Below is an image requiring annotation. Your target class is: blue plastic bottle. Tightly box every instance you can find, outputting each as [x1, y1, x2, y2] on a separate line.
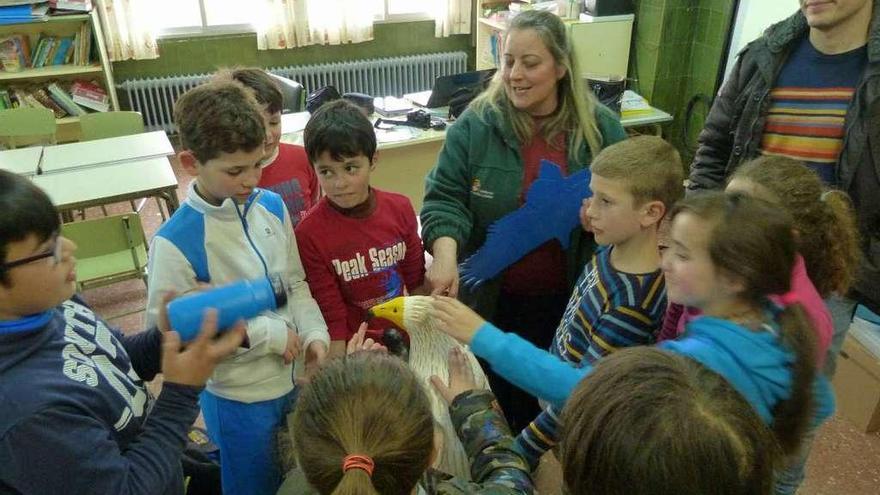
[167, 275, 287, 342]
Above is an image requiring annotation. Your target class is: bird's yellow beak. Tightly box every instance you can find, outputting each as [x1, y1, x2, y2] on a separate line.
[367, 296, 407, 330]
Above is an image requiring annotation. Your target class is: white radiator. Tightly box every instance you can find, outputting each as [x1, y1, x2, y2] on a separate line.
[117, 51, 468, 133]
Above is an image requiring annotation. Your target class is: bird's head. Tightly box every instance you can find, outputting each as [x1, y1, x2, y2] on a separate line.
[367, 296, 432, 332]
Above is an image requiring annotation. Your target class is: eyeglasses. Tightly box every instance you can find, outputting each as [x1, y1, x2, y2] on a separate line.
[0, 232, 62, 271]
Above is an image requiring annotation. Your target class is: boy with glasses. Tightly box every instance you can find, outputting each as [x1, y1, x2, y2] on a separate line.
[0, 169, 243, 495]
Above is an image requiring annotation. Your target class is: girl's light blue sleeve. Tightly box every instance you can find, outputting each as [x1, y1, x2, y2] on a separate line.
[470, 322, 592, 409]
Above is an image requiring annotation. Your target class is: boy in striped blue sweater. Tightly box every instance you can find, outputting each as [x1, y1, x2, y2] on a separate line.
[515, 136, 684, 467]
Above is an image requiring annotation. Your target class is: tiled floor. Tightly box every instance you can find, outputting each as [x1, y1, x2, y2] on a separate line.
[79, 158, 880, 495]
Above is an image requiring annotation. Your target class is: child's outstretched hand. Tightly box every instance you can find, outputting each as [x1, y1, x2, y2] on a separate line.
[161, 309, 245, 387]
[430, 296, 485, 345]
[346, 323, 387, 355]
[431, 347, 477, 404]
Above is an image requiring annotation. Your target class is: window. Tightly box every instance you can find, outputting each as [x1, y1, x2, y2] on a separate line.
[150, 0, 266, 35]
[385, 0, 433, 17]
[150, 0, 433, 35]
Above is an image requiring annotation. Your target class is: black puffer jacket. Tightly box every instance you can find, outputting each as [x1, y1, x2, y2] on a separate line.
[688, 2, 880, 314]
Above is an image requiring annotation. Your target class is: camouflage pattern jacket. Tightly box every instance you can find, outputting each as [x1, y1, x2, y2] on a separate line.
[420, 390, 534, 494]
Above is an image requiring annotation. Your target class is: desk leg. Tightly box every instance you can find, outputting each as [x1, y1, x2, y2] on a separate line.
[160, 188, 180, 216]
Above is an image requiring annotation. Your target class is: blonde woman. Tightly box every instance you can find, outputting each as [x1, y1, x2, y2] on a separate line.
[420, 10, 626, 430]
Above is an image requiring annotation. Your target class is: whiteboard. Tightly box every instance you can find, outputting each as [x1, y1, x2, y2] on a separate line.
[722, 0, 800, 82]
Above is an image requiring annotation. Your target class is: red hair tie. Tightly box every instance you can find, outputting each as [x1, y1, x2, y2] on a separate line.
[342, 454, 374, 477]
[779, 293, 799, 306]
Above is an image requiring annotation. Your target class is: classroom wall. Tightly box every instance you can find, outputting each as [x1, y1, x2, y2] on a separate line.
[627, 0, 738, 164]
[111, 20, 472, 81]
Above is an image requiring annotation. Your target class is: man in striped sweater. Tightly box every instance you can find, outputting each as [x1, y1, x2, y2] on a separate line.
[514, 136, 684, 467]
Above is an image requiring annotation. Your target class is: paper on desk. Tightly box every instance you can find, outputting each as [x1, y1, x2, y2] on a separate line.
[376, 127, 417, 144]
[621, 90, 652, 116]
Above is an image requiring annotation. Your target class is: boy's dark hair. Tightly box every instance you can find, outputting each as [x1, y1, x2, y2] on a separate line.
[174, 80, 266, 163]
[560, 346, 780, 495]
[0, 170, 59, 285]
[220, 67, 283, 115]
[303, 99, 377, 163]
[671, 192, 818, 456]
[590, 135, 684, 210]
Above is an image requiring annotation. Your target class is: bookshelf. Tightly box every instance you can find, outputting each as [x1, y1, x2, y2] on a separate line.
[0, 10, 119, 143]
[0, 63, 103, 81]
[475, 3, 634, 82]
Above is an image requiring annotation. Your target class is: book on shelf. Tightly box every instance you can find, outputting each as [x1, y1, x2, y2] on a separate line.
[0, 3, 49, 25]
[0, 36, 21, 71]
[49, 0, 92, 12]
[0, 88, 12, 109]
[46, 81, 86, 115]
[32, 86, 67, 116]
[0, 33, 80, 70]
[0, 33, 30, 71]
[74, 19, 90, 65]
[70, 78, 106, 111]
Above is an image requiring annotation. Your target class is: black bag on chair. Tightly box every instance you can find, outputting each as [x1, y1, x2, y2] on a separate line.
[305, 85, 341, 114]
[586, 77, 626, 114]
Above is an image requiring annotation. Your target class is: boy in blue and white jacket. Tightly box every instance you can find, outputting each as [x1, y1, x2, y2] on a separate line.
[145, 80, 329, 495]
[0, 170, 243, 495]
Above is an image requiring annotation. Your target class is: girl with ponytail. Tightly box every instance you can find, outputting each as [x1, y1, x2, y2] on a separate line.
[281, 351, 533, 494]
[430, 192, 836, 491]
[659, 156, 860, 372]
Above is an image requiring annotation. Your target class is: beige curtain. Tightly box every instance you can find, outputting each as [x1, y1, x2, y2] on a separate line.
[256, 0, 379, 50]
[94, 0, 159, 61]
[432, 0, 471, 37]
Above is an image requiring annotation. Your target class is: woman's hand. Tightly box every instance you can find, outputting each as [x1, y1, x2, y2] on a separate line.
[431, 347, 478, 404]
[430, 295, 485, 345]
[427, 237, 460, 297]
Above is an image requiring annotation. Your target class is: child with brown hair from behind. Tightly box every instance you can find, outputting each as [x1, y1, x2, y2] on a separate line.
[278, 348, 534, 494]
[560, 346, 780, 495]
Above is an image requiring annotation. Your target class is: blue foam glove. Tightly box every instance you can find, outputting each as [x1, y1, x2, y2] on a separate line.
[459, 160, 592, 289]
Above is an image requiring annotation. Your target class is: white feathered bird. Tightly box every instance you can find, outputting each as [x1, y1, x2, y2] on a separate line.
[368, 295, 491, 480]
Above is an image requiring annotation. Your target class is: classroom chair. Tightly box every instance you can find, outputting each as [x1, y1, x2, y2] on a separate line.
[78, 111, 168, 220]
[269, 74, 305, 113]
[0, 107, 57, 149]
[79, 111, 145, 140]
[61, 213, 149, 297]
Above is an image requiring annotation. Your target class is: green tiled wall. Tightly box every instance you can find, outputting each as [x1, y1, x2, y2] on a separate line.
[628, 0, 734, 163]
[111, 20, 472, 80]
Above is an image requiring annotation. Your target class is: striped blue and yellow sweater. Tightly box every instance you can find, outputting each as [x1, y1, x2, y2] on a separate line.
[514, 246, 666, 467]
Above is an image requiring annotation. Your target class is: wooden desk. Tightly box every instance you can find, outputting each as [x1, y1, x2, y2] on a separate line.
[32, 157, 180, 215]
[283, 115, 445, 212]
[281, 105, 672, 210]
[39, 131, 175, 174]
[0, 147, 42, 176]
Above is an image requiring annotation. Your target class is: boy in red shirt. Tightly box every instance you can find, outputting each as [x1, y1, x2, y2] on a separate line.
[226, 68, 319, 226]
[296, 100, 425, 357]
